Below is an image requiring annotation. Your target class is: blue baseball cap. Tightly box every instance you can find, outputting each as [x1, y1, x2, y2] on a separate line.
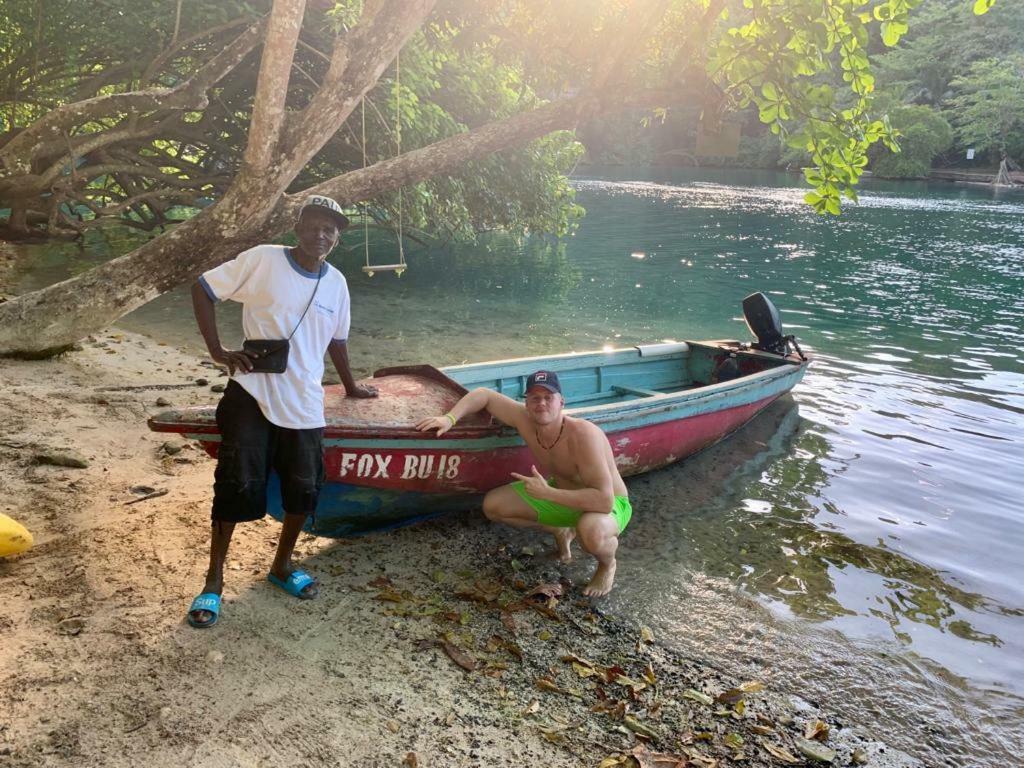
[525, 370, 561, 395]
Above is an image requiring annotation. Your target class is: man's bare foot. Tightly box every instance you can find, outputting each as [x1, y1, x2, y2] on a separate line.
[550, 528, 576, 563]
[583, 560, 616, 597]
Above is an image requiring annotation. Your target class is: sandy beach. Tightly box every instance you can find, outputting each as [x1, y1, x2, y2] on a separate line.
[0, 331, 915, 767]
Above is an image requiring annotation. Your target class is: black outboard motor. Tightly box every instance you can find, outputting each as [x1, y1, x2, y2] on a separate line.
[742, 292, 806, 359]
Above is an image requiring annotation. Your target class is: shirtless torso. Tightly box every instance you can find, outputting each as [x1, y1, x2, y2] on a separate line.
[416, 377, 630, 596]
[517, 416, 628, 498]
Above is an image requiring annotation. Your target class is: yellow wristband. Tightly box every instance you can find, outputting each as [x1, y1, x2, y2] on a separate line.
[444, 413, 457, 427]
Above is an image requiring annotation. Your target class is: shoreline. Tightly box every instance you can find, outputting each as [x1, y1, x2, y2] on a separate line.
[0, 331, 917, 766]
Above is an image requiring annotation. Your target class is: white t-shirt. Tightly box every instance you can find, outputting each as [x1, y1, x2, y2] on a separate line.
[200, 244, 351, 429]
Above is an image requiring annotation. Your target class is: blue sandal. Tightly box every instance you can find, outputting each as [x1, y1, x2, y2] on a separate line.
[187, 592, 221, 628]
[267, 570, 318, 599]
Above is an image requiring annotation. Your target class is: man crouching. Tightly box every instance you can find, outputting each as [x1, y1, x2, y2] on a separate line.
[416, 371, 631, 596]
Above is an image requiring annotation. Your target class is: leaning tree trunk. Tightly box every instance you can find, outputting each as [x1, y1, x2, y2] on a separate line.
[0, 206, 237, 357]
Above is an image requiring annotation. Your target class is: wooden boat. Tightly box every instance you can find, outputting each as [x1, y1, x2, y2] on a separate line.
[149, 296, 809, 537]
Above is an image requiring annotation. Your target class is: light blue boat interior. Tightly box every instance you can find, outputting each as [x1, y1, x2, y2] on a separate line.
[443, 341, 794, 408]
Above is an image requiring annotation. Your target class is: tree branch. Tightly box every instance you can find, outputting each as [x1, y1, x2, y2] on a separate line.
[141, 16, 254, 85]
[241, 0, 307, 173]
[0, 19, 265, 177]
[276, 0, 436, 178]
[268, 86, 685, 231]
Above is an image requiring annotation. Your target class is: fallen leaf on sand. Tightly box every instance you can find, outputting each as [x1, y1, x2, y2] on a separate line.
[632, 743, 688, 767]
[374, 589, 404, 603]
[623, 715, 660, 739]
[572, 662, 599, 678]
[526, 582, 564, 600]
[763, 743, 800, 764]
[739, 680, 765, 694]
[386, 720, 400, 734]
[402, 752, 418, 768]
[368, 575, 393, 589]
[535, 677, 582, 698]
[560, 652, 599, 668]
[716, 687, 746, 705]
[630, 745, 688, 768]
[521, 699, 540, 716]
[441, 641, 477, 672]
[683, 689, 714, 706]
[795, 737, 837, 763]
[602, 664, 626, 683]
[804, 719, 830, 742]
[640, 625, 655, 643]
[500, 612, 521, 635]
[682, 746, 719, 767]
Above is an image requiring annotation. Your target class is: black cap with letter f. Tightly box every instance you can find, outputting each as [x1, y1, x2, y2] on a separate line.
[525, 370, 561, 395]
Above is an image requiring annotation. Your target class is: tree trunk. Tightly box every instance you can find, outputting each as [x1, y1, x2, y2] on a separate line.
[0, 208, 218, 356]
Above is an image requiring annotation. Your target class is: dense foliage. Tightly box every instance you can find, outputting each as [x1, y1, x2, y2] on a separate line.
[0, 0, 1006, 242]
[869, 103, 954, 178]
[584, 0, 1015, 181]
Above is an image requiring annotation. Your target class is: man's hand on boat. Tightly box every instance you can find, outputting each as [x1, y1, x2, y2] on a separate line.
[416, 414, 455, 436]
[212, 347, 255, 375]
[346, 382, 378, 398]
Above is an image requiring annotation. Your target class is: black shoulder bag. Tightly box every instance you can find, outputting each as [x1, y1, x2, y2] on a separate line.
[242, 266, 322, 374]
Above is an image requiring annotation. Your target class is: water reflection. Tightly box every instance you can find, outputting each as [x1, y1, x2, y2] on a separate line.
[342, 234, 581, 302]
[620, 397, 1017, 648]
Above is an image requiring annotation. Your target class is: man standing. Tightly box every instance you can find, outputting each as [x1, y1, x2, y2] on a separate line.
[187, 195, 377, 628]
[416, 371, 631, 596]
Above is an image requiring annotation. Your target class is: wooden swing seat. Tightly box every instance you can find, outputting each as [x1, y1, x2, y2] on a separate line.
[362, 264, 406, 276]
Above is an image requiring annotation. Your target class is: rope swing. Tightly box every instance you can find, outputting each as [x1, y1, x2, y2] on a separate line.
[362, 50, 406, 277]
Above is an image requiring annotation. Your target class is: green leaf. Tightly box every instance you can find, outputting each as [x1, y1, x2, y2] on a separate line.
[881, 20, 908, 46]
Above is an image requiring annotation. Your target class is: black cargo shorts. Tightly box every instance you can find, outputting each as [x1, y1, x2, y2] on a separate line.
[211, 381, 325, 523]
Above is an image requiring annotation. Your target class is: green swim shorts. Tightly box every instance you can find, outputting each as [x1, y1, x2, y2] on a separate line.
[510, 481, 632, 534]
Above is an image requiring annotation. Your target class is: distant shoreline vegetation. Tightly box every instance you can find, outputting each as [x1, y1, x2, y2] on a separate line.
[576, 0, 1023, 184]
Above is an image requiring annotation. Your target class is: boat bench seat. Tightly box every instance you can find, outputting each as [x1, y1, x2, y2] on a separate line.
[611, 384, 662, 398]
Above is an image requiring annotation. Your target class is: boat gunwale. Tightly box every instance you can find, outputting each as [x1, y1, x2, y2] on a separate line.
[147, 343, 809, 439]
